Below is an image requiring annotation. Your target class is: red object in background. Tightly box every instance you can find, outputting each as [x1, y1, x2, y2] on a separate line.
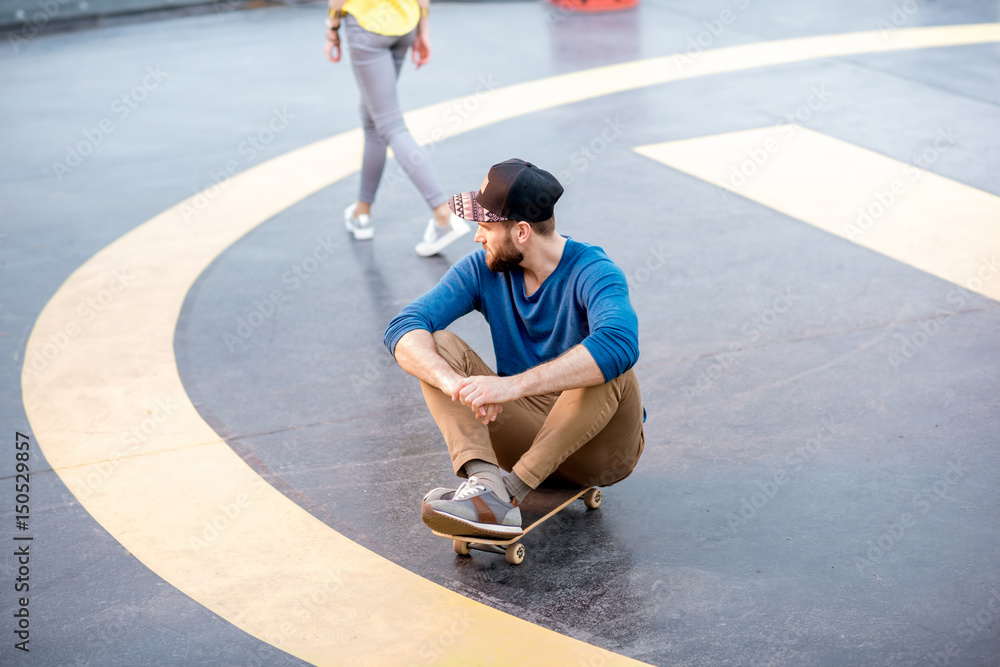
[547, 0, 639, 12]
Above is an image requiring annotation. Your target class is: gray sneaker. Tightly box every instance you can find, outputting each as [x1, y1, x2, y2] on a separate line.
[344, 203, 374, 240]
[414, 214, 470, 257]
[421, 476, 523, 538]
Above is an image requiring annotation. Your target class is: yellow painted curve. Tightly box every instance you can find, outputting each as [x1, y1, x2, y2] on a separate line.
[21, 24, 1000, 666]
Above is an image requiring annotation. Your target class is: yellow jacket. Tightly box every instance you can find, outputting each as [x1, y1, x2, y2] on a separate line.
[343, 0, 421, 36]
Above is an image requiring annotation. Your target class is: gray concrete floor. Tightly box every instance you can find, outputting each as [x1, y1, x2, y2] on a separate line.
[2, 1, 1000, 665]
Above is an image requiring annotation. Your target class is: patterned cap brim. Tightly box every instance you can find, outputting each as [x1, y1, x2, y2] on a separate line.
[448, 191, 507, 223]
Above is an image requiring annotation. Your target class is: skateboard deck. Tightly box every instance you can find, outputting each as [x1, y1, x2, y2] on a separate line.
[431, 485, 602, 564]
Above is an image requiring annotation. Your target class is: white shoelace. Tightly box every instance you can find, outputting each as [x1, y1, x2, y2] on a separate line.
[453, 475, 486, 501]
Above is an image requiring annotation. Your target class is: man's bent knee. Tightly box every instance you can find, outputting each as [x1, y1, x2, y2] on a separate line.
[431, 330, 493, 377]
[431, 329, 463, 347]
[431, 330, 469, 364]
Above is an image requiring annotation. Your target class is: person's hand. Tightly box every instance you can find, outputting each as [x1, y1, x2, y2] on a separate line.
[440, 376, 503, 424]
[411, 24, 431, 68]
[324, 28, 341, 63]
[475, 402, 503, 426]
[454, 376, 521, 413]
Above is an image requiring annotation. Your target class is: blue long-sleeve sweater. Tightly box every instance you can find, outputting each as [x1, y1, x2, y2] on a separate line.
[383, 239, 639, 382]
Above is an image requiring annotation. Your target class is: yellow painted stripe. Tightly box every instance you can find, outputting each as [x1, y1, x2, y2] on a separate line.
[635, 125, 1000, 301]
[21, 24, 1000, 665]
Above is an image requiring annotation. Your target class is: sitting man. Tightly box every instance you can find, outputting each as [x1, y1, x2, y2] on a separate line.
[383, 158, 645, 538]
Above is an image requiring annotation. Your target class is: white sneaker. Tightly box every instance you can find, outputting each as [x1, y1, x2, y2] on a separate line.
[414, 214, 470, 257]
[344, 203, 374, 241]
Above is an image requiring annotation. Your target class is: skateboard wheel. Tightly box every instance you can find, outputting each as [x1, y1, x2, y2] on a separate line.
[505, 542, 525, 565]
[453, 540, 471, 556]
[583, 488, 602, 509]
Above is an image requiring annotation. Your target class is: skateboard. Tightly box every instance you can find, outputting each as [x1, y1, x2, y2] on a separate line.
[430, 485, 602, 564]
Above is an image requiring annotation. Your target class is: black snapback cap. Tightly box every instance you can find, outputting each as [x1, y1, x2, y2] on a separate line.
[448, 159, 564, 224]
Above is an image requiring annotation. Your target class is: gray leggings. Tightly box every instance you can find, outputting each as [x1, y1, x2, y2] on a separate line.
[344, 15, 446, 209]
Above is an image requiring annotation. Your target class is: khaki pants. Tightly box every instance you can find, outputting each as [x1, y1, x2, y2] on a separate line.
[420, 331, 645, 489]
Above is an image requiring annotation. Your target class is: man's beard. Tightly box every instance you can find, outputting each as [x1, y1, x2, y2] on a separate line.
[485, 234, 524, 273]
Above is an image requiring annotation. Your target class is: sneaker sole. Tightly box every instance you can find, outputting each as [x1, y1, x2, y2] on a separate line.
[345, 221, 374, 240]
[421, 502, 523, 539]
[414, 226, 469, 257]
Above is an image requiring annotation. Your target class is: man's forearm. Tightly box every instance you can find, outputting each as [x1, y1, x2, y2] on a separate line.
[393, 329, 461, 393]
[450, 343, 605, 411]
[514, 345, 605, 397]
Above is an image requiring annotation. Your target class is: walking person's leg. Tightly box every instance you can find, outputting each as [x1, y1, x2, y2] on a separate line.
[343, 18, 468, 253]
[342, 104, 383, 239]
[356, 104, 386, 211]
[352, 28, 406, 218]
